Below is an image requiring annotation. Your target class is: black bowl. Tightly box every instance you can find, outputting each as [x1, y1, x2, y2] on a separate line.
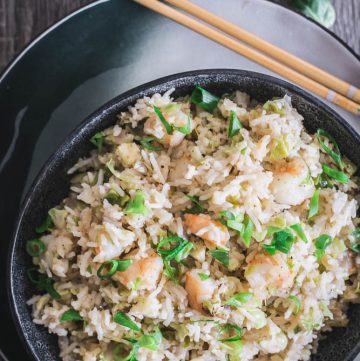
[8, 69, 360, 361]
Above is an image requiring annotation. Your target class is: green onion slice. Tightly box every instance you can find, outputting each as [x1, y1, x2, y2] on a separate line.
[157, 236, 193, 262]
[106, 159, 123, 179]
[138, 327, 162, 351]
[209, 249, 229, 267]
[153, 106, 173, 135]
[97, 259, 133, 279]
[124, 190, 148, 216]
[241, 215, 253, 248]
[174, 113, 192, 135]
[112, 342, 139, 361]
[97, 260, 119, 279]
[322, 164, 349, 184]
[26, 239, 46, 257]
[290, 223, 308, 243]
[262, 244, 276, 255]
[139, 136, 162, 151]
[316, 129, 345, 170]
[288, 295, 301, 315]
[218, 211, 244, 234]
[117, 259, 133, 272]
[60, 309, 83, 323]
[27, 268, 60, 299]
[191, 85, 219, 111]
[218, 324, 243, 342]
[228, 111, 243, 138]
[350, 242, 360, 254]
[198, 272, 210, 281]
[352, 228, 360, 239]
[35, 215, 53, 234]
[90, 131, 105, 152]
[218, 211, 236, 226]
[163, 260, 178, 283]
[104, 190, 129, 207]
[113, 311, 141, 331]
[186, 195, 206, 214]
[309, 189, 320, 219]
[224, 292, 253, 307]
[314, 234, 332, 260]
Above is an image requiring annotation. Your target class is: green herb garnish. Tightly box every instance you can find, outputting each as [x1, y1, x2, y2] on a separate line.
[186, 195, 205, 214]
[97, 259, 133, 279]
[153, 106, 173, 135]
[26, 239, 45, 257]
[309, 189, 320, 219]
[228, 111, 243, 138]
[60, 309, 83, 323]
[27, 268, 60, 299]
[224, 292, 253, 307]
[242, 215, 253, 248]
[191, 85, 219, 111]
[124, 190, 148, 216]
[209, 249, 229, 267]
[139, 137, 162, 151]
[90, 131, 105, 152]
[113, 311, 141, 331]
[35, 215, 53, 234]
[198, 272, 210, 281]
[157, 236, 193, 262]
[289, 295, 301, 315]
[314, 234, 332, 260]
[316, 128, 344, 170]
[104, 189, 129, 207]
[322, 164, 349, 184]
[262, 227, 295, 255]
[112, 341, 139, 361]
[290, 223, 308, 243]
[174, 113, 192, 135]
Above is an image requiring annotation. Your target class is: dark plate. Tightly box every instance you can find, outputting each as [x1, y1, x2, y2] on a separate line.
[8, 69, 360, 361]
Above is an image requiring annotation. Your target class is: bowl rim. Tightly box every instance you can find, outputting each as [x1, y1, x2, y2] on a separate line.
[7, 68, 360, 361]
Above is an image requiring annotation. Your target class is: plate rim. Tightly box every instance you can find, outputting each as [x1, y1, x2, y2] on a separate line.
[7, 68, 360, 361]
[0, 0, 359, 85]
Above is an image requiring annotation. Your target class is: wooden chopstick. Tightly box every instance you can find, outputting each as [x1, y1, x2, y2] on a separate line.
[165, 0, 360, 105]
[134, 0, 360, 116]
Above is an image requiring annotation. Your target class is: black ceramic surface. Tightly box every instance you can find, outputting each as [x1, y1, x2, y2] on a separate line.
[8, 69, 360, 361]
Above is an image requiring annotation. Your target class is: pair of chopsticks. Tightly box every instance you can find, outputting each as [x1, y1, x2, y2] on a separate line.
[134, 0, 360, 116]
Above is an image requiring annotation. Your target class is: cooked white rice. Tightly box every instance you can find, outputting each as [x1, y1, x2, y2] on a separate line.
[26, 87, 360, 361]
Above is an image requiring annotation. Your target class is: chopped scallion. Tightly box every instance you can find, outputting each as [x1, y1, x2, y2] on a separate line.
[97, 260, 119, 279]
[218, 324, 243, 342]
[209, 249, 229, 267]
[198, 272, 210, 281]
[27, 268, 60, 299]
[26, 239, 45, 257]
[60, 309, 83, 323]
[35, 215, 53, 234]
[309, 189, 320, 219]
[112, 341, 139, 361]
[139, 137, 162, 151]
[138, 328, 162, 351]
[113, 311, 141, 331]
[228, 111, 243, 138]
[350, 242, 360, 254]
[314, 234, 332, 260]
[90, 131, 105, 152]
[241, 215, 253, 248]
[174, 113, 192, 135]
[290, 223, 308, 243]
[316, 129, 345, 170]
[124, 190, 148, 216]
[191, 85, 219, 111]
[104, 189, 129, 207]
[153, 106, 173, 135]
[186, 195, 205, 214]
[322, 164, 349, 184]
[289, 295, 301, 315]
[224, 292, 253, 307]
[157, 236, 193, 262]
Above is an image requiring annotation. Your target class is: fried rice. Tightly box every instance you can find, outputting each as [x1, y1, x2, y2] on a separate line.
[26, 86, 360, 361]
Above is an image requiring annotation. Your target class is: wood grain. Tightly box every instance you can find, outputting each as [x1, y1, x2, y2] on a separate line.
[0, 0, 359, 71]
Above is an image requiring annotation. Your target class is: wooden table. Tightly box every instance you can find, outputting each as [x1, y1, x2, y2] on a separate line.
[0, 0, 359, 70]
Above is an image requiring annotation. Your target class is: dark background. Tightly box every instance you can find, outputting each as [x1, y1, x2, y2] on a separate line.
[0, 0, 359, 70]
